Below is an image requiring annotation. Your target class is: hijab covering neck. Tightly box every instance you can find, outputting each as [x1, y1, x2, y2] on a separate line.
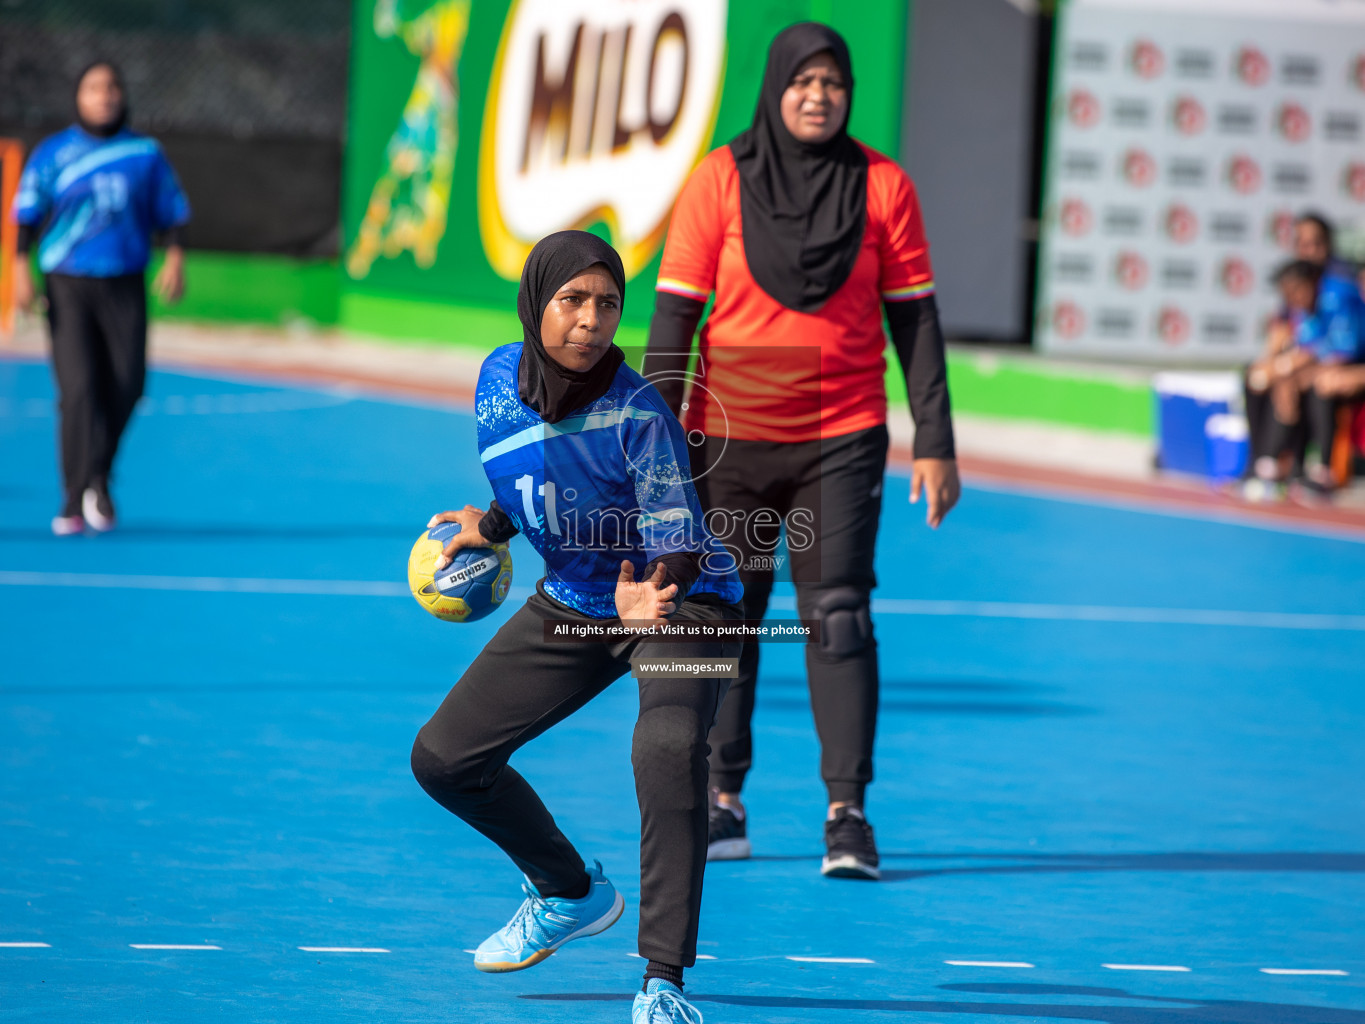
[75, 60, 129, 139]
[729, 23, 868, 313]
[517, 230, 627, 424]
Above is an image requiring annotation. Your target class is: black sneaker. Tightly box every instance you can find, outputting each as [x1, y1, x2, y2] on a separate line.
[821, 806, 880, 880]
[707, 801, 751, 861]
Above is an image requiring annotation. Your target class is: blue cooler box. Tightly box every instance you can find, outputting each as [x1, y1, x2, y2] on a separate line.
[1205, 412, 1250, 480]
[1154, 372, 1242, 477]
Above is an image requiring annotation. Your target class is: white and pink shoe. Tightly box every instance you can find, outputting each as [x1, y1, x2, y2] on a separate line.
[51, 514, 85, 536]
[82, 487, 116, 532]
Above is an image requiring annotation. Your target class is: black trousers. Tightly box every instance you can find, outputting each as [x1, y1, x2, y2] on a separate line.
[1306, 390, 1338, 467]
[45, 273, 148, 515]
[691, 424, 888, 806]
[1246, 373, 1336, 470]
[410, 583, 741, 967]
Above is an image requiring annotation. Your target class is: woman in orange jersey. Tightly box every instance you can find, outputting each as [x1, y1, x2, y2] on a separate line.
[643, 22, 959, 881]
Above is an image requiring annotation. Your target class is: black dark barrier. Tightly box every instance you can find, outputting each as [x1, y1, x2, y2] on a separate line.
[157, 134, 342, 256]
[0, 0, 348, 256]
[0, 127, 341, 256]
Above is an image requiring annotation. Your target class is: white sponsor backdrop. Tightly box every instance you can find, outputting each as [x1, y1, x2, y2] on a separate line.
[481, 0, 726, 280]
[1036, 0, 1365, 362]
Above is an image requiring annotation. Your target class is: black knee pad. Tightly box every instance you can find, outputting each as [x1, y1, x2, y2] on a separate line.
[632, 706, 706, 810]
[812, 587, 873, 658]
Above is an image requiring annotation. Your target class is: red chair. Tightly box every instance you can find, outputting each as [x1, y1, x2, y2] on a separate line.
[1330, 401, 1365, 487]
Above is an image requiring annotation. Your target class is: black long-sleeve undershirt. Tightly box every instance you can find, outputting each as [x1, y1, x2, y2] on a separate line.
[642, 291, 956, 459]
[885, 294, 956, 460]
[642, 291, 705, 415]
[478, 500, 521, 544]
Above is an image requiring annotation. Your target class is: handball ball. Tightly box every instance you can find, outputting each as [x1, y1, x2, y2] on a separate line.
[407, 521, 513, 623]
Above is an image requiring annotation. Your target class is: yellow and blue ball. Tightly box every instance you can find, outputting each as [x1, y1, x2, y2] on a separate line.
[407, 521, 513, 623]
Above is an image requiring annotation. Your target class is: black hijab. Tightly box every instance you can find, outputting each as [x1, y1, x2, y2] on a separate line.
[516, 230, 627, 423]
[730, 23, 868, 313]
[75, 60, 129, 138]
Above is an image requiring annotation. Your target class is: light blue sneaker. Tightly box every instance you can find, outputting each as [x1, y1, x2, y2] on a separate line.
[473, 860, 623, 972]
[633, 979, 704, 1023]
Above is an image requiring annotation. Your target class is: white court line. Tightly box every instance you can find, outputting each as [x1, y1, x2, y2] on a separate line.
[0, 570, 407, 598]
[946, 960, 1035, 968]
[2, 570, 1360, 633]
[1260, 968, 1349, 976]
[0, 942, 51, 948]
[628, 953, 719, 961]
[299, 946, 389, 953]
[1103, 963, 1191, 972]
[130, 944, 221, 951]
[770, 595, 1365, 632]
[787, 956, 875, 964]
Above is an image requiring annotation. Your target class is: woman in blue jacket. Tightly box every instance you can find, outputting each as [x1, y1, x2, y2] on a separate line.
[10, 61, 190, 534]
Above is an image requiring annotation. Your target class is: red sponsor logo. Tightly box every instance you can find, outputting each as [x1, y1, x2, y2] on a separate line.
[1067, 88, 1102, 129]
[1221, 257, 1255, 297]
[1115, 251, 1149, 291]
[1278, 102, 1312, 143]
[1352, 54, 1365, 92]
[1236, 46, 1271, 86]
[1060, 198, 1094, 236]
[1157, 307, 1191, 346]
[1346, 162, 1365, 202]
[1123, 148, 1158, 188]
[1131, 39, 1165, 79]
[1053, 301, 1086, 340]
[1227, 154, 1262, 195]
[1172, 95, 1207, 136]
[1268, 210, 1295, 248]
[1165, 203, 1199, 243]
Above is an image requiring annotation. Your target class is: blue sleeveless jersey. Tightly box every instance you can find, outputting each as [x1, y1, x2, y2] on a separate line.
[1295, 273, 1365, 364]
[11, 126, 190, 277]
[476, 343, 743, 618]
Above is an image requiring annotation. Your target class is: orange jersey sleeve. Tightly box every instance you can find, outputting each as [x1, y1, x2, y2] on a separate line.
[872, 158, 935, 303]
[656, 149, 728, 303]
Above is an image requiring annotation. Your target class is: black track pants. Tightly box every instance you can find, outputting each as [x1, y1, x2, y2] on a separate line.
[691, 424, 888, 806]
[410, 584, 741, 967]
[45, 273, 148, 514]
[1305, 389, 1338, 468]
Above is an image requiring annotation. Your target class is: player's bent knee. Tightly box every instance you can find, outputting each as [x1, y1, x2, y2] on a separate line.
[410, 727, 482, 795]
[811, 586, 874, 658]
[632, 705, 707, 810]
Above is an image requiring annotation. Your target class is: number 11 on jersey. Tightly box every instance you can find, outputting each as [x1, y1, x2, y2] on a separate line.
[514, 473, 561, 536]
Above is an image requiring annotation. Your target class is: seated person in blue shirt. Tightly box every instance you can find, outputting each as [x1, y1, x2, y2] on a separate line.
[1246, 259, 1365, 492]
[1291, 211, 1358, 285]
[409, 231, 743, 1024]
[9, 60, 191, 535]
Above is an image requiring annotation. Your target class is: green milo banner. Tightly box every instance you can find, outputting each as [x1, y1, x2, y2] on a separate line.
[340, 0, 910, 339]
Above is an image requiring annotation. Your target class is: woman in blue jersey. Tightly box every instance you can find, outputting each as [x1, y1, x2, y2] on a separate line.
[10, 61, 190, 535]
[410, 231, 742, 1024]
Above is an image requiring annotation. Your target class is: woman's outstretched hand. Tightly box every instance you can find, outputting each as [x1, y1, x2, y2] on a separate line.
[615, 560, 678, 628]
[428, 506, 491, 571]
[910, 457, 961, 529]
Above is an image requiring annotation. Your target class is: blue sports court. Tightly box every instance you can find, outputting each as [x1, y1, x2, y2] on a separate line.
[2, 355, 1363, 1022]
